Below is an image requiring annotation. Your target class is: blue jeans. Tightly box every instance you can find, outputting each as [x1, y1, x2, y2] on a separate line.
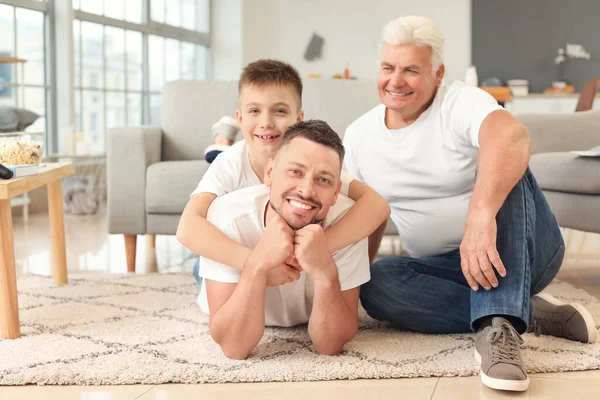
[360, 168, 565, 334]
[193, 258, 202, 283]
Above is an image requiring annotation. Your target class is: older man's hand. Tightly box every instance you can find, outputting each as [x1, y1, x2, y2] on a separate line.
[459, 210, 507, 291]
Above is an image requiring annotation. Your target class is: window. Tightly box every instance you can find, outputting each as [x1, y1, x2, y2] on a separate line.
[72, 0, 210, 153]
[0, 2, 49, 136]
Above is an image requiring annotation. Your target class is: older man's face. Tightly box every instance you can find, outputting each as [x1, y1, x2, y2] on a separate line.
[264, 137, 342, 230]
[378, 43, 444, 116]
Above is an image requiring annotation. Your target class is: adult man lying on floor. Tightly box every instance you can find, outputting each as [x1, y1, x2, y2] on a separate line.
[196, 120, 370, 360]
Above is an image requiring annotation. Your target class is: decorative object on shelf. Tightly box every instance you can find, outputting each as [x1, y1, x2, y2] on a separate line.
[554, 43, 592, 87]
[303, 32, 324, 61]
[507, 79, 529, 96]
[480, 77, 503, 87]
[464, 65, 478, 86]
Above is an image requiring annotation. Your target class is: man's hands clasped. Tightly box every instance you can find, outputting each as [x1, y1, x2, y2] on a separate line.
[247, 215, 336, 287]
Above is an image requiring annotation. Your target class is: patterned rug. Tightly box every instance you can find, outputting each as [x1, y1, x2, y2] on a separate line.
[1, 273, 599, 385]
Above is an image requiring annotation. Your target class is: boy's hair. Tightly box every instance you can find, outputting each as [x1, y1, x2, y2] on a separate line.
[239, 59, 303, 108]
[278, 120, 345, 171]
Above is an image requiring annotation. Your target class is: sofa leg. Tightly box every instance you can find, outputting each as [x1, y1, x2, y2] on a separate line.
[125, 235, 137, 272]
[147, 234, 156, 249]
[147, 234, 157, 273]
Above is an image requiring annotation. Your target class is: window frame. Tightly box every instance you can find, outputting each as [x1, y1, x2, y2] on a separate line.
[72, 0, 211, 153]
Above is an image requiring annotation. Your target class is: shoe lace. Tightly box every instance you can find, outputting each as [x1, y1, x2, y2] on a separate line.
[487, 322, 524, 365]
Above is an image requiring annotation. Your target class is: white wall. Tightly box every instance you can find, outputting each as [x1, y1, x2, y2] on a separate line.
[213, 0, 471, 82]
[211, 0, 244, 79]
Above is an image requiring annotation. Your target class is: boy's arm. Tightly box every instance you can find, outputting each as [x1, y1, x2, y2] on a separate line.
[176, 192, 252, 270]
[324, 179, 391, 253]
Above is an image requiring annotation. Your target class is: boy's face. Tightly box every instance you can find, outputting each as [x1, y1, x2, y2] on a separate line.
[236, 84, 304, 159]
[264, 137, 342, 230]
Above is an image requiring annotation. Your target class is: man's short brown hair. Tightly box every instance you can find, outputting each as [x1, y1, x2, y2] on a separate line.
[278, 120, 345, 173]
[239, 59, 303, 108]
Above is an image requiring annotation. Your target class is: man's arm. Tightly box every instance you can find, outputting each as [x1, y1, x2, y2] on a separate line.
[460, 109, 531, 290]
[205, 214, 296, 359]
[308, 279, 360, 355]
[294, 225, 363, 355]
[206, 265, 268, 360]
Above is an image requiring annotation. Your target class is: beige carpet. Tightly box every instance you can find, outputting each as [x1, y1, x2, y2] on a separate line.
[1, 273, 599, 385]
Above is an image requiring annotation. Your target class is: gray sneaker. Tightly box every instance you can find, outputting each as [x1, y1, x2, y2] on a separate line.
[474, 317, 529, 392]
[528, 292, 597, 343]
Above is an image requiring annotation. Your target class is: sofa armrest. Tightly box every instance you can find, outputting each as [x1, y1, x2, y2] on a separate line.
[107, 126, 162, 235]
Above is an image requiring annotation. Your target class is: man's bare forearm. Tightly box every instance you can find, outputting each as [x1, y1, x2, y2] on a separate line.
[470, 117, 530, 217]
[209, 265, 268, 360]
[308, 278, 358, 355]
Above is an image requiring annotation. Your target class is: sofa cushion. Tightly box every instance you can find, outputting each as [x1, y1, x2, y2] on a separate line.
[530, 152, 600, 194]
[146, 160, 210, 214]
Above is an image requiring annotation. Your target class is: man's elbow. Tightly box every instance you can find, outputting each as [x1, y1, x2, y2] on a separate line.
[221, 346, 251, 360]
[313, 329, 357, 356]
[314, 342, 344, 356]
[175, 223, 191, 248]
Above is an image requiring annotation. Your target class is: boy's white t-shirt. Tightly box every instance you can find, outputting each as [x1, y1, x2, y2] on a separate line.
[197, 185, 370, 327]
[192, 140, 353, 197]
[343, 81, 504, 258]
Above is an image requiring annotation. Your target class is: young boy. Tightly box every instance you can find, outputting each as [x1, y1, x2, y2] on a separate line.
[177, 59, 390, 286]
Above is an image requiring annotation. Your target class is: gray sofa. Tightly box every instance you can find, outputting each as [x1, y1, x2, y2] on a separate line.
[107, 80, 600, 269]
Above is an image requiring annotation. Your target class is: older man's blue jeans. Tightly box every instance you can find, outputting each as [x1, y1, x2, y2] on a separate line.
[360, 168, 565, 334]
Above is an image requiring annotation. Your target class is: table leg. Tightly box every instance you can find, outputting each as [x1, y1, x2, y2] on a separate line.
[48, 181, 68, 285]
[0, 199, 20, 339]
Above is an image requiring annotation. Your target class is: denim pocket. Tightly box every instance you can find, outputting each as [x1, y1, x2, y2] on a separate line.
[532, 244, 565, 294]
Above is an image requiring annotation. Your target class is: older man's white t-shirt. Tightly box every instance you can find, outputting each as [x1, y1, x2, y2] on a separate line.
[343, 81, 503, 258]
[197, 185, 370, 327]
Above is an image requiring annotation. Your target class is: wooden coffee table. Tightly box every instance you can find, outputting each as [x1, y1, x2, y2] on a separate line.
[0, 162, 74, 339]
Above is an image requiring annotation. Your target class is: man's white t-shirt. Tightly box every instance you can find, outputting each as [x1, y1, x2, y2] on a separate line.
[197, 185, 370, 327]
[192, 140, 353, 197]
[343, 81, 503, 258]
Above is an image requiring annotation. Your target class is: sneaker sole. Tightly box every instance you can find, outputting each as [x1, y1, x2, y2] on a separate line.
[534, 292, 598, 343]
[474, 350, 529, 392]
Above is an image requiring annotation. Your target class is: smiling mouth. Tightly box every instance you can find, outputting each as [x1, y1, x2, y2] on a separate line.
[387, 90, 414, 97]
[254, 134, 281, 141]
[287, 198, 317, 211]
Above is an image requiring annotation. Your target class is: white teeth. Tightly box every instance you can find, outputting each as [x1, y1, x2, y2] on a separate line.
[289, 200, 312, 210]
[388, 91, 412, 96]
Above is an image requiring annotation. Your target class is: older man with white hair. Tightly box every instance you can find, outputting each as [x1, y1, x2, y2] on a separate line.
[343, 16, 597, 392]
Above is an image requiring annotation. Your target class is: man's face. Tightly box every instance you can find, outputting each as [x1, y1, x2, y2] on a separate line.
[236, 84, 304, 159]
[377, 43, 444, 115]
[264, 137, 342, 230]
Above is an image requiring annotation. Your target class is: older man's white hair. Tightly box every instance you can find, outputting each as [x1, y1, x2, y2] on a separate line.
[381, 16, 445, 75]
